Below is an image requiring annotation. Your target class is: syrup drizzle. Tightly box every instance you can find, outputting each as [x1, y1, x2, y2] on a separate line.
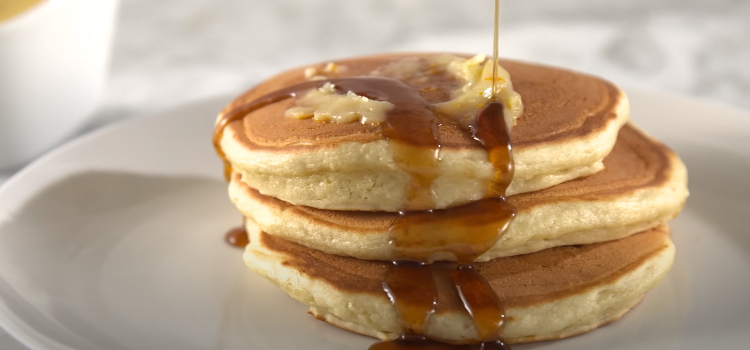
[375, 0, 514, 347]
[373, 100, 514, 349]
[370, 336, 508, 350]
[451, 265, 507, 343]
[213, 77, 439, 207]
[215, 89, 514, 348]
[382, 262, 437, 336]
[389, 198, 514, 263]
[225, 226, 249, 248]
[215, 1, 515, 344]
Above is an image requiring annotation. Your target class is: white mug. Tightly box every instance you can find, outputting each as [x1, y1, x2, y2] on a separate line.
[0, 0, 119, 170]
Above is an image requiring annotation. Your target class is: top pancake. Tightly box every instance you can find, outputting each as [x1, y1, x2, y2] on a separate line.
[223, 53, 621, 149]
[218, 53, 629, 211]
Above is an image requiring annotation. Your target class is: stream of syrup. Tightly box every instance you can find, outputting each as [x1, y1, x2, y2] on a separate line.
[217, 95, 514, 346]
[371, 99, 514, 350]
[372, 0, 513, 348]
[216, 1, 515, 347]
[216, 85, 514, 347]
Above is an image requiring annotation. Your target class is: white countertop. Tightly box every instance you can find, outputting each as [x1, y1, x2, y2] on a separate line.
[1, 0, 749, 348]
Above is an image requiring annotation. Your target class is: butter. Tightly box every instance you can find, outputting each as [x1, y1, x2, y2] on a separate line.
[304, 62, 345, 81]
[285, 83, 394, 124]
[288, 55, 522, 127]
[434, 54, 523, 129]
[0, 0, 44, 23]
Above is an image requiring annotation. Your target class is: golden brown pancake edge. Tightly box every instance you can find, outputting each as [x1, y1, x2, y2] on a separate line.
[258, 224, 672, 310]
[221, 52, 625, 153]
[233, 124, 675, 233]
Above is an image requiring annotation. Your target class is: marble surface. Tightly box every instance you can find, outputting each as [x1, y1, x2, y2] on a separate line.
[83, 0, 750, 133]
[1, 0, 749, 348]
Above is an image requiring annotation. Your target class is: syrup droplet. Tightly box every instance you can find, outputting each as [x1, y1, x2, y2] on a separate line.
[225, 227, 249, 248]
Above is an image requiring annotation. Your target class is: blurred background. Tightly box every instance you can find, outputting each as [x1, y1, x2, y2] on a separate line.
[2, 0, 750, 169]
[0, 0, 749, 347]
[101, 0, 750, 114]
[84, 0, 750, 130]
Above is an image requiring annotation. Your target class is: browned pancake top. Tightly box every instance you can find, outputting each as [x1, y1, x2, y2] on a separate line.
[261, 225, 670, 309]
[236, 124, 673, 231]
[222, 53, 622, 151]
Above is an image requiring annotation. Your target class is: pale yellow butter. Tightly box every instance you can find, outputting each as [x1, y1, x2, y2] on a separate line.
[434, 54, 523, 129]
[284, 83, 394, 124]
[304, 62, 345, 81]
[287, 55, 522, 127]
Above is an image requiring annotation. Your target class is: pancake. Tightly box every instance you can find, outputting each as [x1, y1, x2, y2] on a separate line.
[230, 124, 688, 261]
[244, 221, 675, 344]
[218, 53, 629, 211]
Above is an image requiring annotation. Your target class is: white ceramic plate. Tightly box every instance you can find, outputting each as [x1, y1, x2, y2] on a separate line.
[0, 89, 748, 350]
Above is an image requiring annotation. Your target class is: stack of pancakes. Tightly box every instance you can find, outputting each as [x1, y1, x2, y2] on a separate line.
[214, 53, 688, 345]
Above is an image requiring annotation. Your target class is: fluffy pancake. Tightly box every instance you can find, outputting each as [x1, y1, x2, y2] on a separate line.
[230, 124, 688, 261]
[218, 53, 629, 211]
[244, 221, 675, 344]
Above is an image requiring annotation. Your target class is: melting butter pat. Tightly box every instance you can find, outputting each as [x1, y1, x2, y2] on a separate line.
[433, 54, 523, 128]
[304, 62, 344, 81]
[285, 83, 394, 124]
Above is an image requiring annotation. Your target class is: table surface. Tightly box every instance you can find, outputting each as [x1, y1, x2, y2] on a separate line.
[1, 0, 749, 348]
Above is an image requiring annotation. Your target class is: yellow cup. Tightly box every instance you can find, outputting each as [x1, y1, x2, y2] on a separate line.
[0, 0, 119, 170]
[0, 0, 47, 23]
